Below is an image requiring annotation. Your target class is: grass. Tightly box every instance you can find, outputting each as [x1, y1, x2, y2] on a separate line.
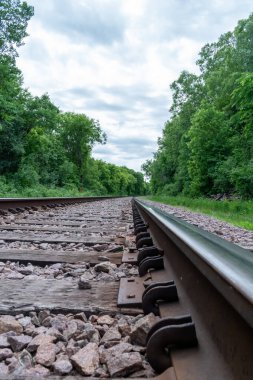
[0, 184, 95, 198]
[143, 195, 253, 231]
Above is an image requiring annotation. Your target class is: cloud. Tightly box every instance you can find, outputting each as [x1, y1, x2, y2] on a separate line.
[17, 0, 253, 171]
[31, 0, 126, 45]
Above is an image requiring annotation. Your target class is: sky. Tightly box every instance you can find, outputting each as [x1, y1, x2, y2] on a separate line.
[16, 0, 253, 172]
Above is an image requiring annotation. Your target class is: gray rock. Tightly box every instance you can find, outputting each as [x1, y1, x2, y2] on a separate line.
[64, 320, 78, 340]
[7, 356, 19, 372]
[53, 357, 73, 375]
[93, 244, 109, 252]
[73, 312, 87, 322]
[107, 245, 124, 253]
[41, 316, 52, 327]
[0, 348, 13, 360]
[33, 326, 48, 336]
[51, 316, 67, 332]
[30, 312, 40, 327]
[0, 315, 23, 335]
[40, 243, 49, 250]
[78, 277, 92, 289]
[0, 362, 9, 376]
[18, 349, 33, 368]
[17, 316, 32, 328]
[25, 364, 50, 377]
[98, 255, 110, 261]
[17, 265, 34, 275]
[83, 323, 100, 344]
[66, 339, 79, 357]
[71, 342, 99, 376]
[130, 313, 158, 346]
[46, 327, 65, 341]
[38, 310, 50, 324]
[8, 334, 32, 352]
[6, 272, 25, 279]
[97, 273, 116, 282]
[35, 342, 56, 367]
[118, 318, 131, 337]
[94, 261, 117, 273]
[106, 351, 143, 377]
[27, 333, 56, 352]
[100, 327, 121, 344]
[100, 342, 133, 364]
[97, 315, 114, 326]
[0, 334, 10, 348]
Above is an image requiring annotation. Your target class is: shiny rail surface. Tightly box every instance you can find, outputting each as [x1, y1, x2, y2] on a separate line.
[132, 198, 253, 380]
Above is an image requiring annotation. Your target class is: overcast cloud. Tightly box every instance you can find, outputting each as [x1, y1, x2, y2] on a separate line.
[17, 0, 253, 171]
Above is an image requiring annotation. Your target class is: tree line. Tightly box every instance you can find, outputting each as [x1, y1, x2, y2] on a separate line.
[0, 0, 146, 196]
[142, 13, 253, 199]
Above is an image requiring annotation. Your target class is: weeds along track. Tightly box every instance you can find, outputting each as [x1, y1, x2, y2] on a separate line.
[0, 196, 252, 379]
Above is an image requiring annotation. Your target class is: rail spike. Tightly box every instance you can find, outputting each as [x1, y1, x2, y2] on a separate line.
[142, 280, 178, 315]
[134, 224, 148, 234]
[136, 231, 150, 243]
[146, 315, 198, 374]
[136, 236, 153, 249]
[137, 246, 164, 265]
[138, 255, 164, 277]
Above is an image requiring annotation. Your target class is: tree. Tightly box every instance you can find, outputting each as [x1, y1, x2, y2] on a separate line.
[0, 0, 34, 57]
[59, 113, 106, 187]
[188, 105, 231, 195]
[0, 55, 27, 173]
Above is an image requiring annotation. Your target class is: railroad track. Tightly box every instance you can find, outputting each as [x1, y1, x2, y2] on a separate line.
[0, 196, 252, 379]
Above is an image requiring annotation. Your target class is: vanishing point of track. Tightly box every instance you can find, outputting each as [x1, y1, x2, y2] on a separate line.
[0, 196, 252, 380]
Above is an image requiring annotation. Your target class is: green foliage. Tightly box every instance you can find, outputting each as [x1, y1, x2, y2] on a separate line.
[0, 0, 146, 197]
[0, 0, 34, 57]
[145, 12, 253, 199]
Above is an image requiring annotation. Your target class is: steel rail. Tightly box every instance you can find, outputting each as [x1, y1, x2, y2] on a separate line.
[134, 198, 253, 380]
[135, 198, 253, 328]
[0, 196, 121, 211]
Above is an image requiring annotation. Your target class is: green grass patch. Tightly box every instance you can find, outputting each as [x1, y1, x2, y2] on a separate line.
[0, 183, 95, 198]
[143, 195, 253, 231]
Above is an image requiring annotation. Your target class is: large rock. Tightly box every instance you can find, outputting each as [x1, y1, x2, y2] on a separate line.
[94, 262, 117, 273]
[18, 349, 33, 369]
[63, 320, 78, 340]
[0, 363, 9, 376]
[81, 323, 100, 344]
[27, 333, 56, 352]
[53, 357, 73, 375]
[51, 316, 67, 332]
[0, 316, 23, 335]
[17, 317, 32, 328]
[100, 342, 133, 364]
[130, 313, 157, 346]
[6, 272, 25, 279]
[17, 265, 34, 275]
[97, 315, 114, 326]
[0, 348, 13, 360]
[0, 334, 11, 348]
[100, 327, 121, 344]
[8, 334, 32, 352]
[71, 342, 99, 376]
[106, 351, 143, 377]
[25, 364, 50, 377]
[118, 318, 131, 337]
[35, 342, 56, 367]
[78, 277, 92, 289]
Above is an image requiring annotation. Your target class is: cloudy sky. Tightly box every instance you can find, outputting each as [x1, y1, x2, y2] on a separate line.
[16, 0, 253, 171]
